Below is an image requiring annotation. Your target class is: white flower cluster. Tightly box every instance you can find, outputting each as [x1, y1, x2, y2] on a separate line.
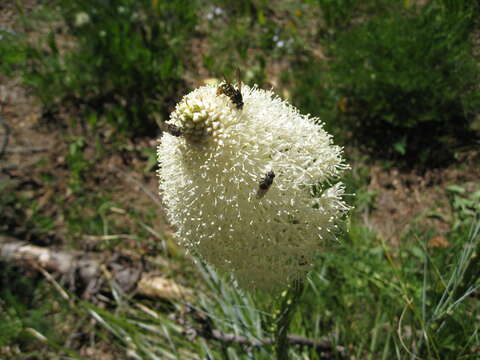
[74, 12, 90, 27]
[158, 84, 350, 291]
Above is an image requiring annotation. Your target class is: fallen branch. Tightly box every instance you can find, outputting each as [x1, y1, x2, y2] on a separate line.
[0, 235, 191, 302]
[3, 146, 50, 154]
[209, 330, 345, 357]
[183, 313, 346, 359]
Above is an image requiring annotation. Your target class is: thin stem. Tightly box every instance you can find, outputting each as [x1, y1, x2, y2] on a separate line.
[274, 280, 305, 360]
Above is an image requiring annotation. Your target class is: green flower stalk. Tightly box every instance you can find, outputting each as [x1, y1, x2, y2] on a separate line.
[157, 83, 349, 291]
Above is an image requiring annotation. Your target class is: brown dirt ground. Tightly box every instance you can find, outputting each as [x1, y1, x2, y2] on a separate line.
[363, 160, 480, 246]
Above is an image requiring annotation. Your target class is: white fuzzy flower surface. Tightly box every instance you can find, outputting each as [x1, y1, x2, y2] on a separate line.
[158, 84, 349, 291]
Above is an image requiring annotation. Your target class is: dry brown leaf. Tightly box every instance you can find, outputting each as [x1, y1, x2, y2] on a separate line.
[428, 236, 450, 249]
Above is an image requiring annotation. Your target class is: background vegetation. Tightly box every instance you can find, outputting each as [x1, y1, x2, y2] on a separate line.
[0, 0, 479, 359]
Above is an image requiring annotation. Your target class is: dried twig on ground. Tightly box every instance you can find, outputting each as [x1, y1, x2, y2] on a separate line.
[210, 329, 345, 358]
[0, 235, 191, 301]
[187, 316, 346, 359]
[3, 146, 50, 154]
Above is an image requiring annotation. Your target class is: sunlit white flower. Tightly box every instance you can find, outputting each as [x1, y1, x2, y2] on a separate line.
[158, 84, 350, 291]
[74, 12, 90, 27]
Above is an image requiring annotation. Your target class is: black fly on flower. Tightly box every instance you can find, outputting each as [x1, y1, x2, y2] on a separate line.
[216, 69, 244, 110]
[256, 170, 275, 199]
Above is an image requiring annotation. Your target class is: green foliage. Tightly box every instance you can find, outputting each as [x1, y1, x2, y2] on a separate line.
[315, 0, 391, 30]
[2, 0, 198, 135]
[201, 1, 307, 85]
[447, 184, 480, 231]
[298, 219, 480, 358]
[289, 0, 480, 166]
[0, 30, 26, 77]
[0, 300, 23, 348]
[0, 265, 65, 355]
[0, 179, 53, 241]
[66, 137, 90, 192]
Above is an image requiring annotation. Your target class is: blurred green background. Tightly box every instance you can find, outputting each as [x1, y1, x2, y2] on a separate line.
[0, 0, 479, 359]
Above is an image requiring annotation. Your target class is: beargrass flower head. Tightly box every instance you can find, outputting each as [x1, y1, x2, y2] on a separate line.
[158, 83, 350, 291]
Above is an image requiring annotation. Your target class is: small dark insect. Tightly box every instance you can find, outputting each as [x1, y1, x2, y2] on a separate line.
[160, 122, 182, 137]
[216, 69, 243, 110]
[256, 170, 275, 199]
[298, 255, 308, 266]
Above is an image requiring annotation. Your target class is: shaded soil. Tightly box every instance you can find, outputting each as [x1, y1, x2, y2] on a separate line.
[0, 78, 171, 242]
[364, 160, 480, 246]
